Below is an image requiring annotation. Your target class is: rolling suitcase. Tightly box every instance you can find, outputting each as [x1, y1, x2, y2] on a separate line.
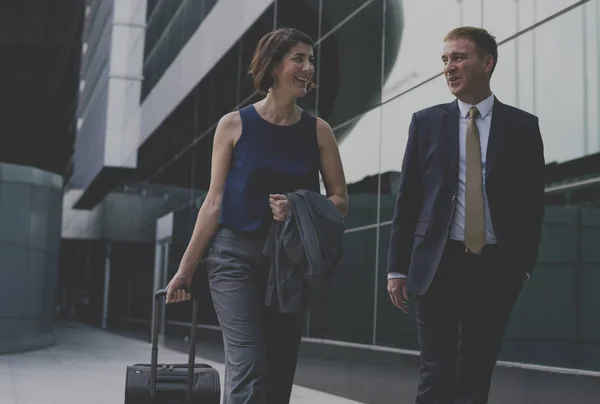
[124, 288, 221, 403]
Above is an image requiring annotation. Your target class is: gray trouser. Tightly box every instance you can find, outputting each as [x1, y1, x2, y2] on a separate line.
[207, 227, 305, 404]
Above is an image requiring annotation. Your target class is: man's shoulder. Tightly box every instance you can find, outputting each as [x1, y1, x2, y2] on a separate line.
[497, 100, 538, 122]
[414, 102, 453, 118]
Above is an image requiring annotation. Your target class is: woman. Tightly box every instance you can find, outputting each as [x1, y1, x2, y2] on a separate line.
[165, 28, 348, 404]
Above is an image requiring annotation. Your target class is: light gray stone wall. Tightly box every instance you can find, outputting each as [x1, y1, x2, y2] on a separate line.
[0, 163, 63, 354]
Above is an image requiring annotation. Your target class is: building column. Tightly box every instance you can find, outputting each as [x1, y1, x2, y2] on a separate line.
[101, 242, 111, 329]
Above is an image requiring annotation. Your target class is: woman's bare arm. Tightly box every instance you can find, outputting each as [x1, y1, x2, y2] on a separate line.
[316, 117, 348, 216]
[174, 112, 241, 281]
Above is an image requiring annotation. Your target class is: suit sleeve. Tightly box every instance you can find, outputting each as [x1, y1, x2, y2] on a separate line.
[386, 113, 422, 276]
[517, 116, 546, 276]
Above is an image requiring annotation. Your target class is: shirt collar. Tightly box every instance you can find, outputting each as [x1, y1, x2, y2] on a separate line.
[457, 93, 495, 119]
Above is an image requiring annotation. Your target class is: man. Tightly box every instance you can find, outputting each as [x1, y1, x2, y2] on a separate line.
[386, 27, 545, 404]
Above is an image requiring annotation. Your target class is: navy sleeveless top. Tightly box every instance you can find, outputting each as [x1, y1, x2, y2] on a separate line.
[219, 104, 321, 233]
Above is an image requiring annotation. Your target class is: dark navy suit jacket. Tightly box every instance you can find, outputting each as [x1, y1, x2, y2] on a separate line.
[386, 97, 546, 296]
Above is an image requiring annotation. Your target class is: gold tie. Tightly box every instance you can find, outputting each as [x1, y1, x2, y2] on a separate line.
[464, 106, 485, 253]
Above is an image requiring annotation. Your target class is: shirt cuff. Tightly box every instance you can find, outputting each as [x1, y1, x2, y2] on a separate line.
[387, 272, 407, 280]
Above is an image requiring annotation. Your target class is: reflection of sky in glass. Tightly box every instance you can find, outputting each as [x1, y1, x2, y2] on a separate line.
[337, 109, 381, 184]
[336, 0, 598, 186]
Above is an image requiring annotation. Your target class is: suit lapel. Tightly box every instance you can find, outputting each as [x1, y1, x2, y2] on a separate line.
[485, 97, 508, 179]
[441, 100, 459, 171]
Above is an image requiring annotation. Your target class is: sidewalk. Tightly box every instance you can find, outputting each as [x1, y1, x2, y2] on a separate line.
[0, 322, 363, 404]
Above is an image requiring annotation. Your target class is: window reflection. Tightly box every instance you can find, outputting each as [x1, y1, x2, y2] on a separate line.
[534, 7, 588, 163]
[276, 0, 320, 39]
[482, 0, 518, 41]
[535, 0, 581, 23]
[308, 228, 377, 344]
[381, 0, 461, 102]
[490, 41, 517, 107]
[335, 108, 381, 228]
[321, 0, 372, 36]
[318, 0, 384, 128]
[239, 6, 274, 105]
[459, 0, 483, 27]
[375, 223, 419, 349]
[142, 0, 218, 101]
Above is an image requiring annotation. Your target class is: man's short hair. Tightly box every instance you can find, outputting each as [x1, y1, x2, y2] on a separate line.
[445, 26, 498, 75]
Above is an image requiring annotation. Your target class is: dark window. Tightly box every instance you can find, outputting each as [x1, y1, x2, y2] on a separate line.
[308, 228, 377, 344]
[321, 0, 369, 36]
[276, 0, 320, 40]
[318, 0, 383, 128]
[238, 6, 275, 104]
[146, 0, 159, 21]
[212, 42, 242, 120]
[142, 0, 219, 101]
[144, 0, 185, 61]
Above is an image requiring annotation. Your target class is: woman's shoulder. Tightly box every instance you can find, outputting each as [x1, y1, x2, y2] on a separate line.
[214, 111, 243, 144]
[315, 116, 333, 131]
[299, 109, 330, 131]
[315, 116, 334, 137]
[216, 111, 243, 136]
[219, 110, 243, 127]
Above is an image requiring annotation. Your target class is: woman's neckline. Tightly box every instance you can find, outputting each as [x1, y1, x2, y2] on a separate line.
[250, 104, 304, 127]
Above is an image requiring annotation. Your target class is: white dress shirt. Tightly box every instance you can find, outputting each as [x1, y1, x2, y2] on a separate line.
[388, 94, 497, 280]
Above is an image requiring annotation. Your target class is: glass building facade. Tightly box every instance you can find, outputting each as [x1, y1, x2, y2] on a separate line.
[142, 0, 218, 100]
[64, 0, 600, 373]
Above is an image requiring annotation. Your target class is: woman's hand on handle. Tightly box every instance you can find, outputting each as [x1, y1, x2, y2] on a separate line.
[165, 272, 193, 304]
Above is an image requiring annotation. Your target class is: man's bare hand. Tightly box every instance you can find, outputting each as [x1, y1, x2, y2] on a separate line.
[388, 278, 409, 313]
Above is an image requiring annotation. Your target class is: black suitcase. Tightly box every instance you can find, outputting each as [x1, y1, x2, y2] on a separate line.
[124, 288, 221, 403]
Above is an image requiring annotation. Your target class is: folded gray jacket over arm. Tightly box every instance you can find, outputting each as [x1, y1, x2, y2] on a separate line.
[263, 189, 345, 314]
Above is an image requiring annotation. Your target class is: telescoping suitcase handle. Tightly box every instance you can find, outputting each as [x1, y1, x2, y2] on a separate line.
[151, 288, 198, 403]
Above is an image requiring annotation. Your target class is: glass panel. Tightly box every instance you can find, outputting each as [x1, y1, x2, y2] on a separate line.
[518, 0, 536, 30]
[321, 0, 369, 36]
[146, 0, 160, 22]
[581, 264, 600, 370]
[502, 263, 578, 368]
[535, 0, 581, 23]
[534, 7, 587, 163]
[336, 107, 381, 228]
[375, 223, 419, 349]
[381, 0, 461, 102]
[122, 242, 155, 321]
[483, 0, 519, 41]
[142, 0, 218, 102]
[145, 0, 184, 58]
[584, 0, 600, 155]
[307, 228, 377, 344]
[203, 0, 218, 17]
[318, 0, 383, 128]
[580, 207, 600, 369]
[276, 0, 320, 40]
[212, 41, 241, 119]
[238, 5, 274, 105]
[490, 41, 517, 107]
[459, 0, 483, 27]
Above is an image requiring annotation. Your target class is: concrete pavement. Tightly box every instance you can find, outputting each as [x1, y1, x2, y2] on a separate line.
[0, 322, 363, 404]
